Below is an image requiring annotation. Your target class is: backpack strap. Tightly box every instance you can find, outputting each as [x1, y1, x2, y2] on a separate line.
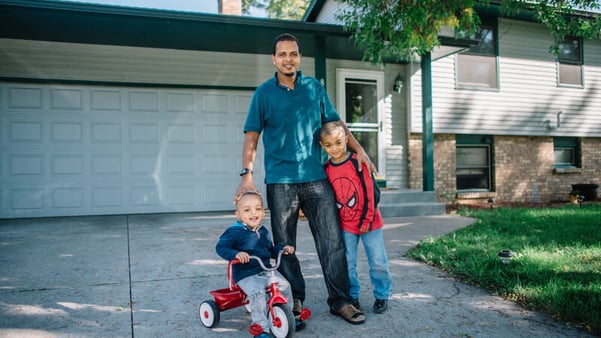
[350, 158, 371, 231]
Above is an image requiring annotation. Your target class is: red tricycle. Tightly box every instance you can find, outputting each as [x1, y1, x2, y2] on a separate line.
[199, 250, 310, 337]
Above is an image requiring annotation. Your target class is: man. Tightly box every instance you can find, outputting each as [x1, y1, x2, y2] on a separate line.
[234, 33, 376, 327]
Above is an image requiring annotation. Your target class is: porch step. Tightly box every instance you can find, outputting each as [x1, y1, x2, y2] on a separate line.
[379, 189, 446, 217]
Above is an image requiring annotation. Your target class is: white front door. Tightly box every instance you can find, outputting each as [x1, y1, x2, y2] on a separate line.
[336, 69, 385, 172]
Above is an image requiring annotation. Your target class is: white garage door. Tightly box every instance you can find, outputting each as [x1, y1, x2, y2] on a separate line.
[0, 82, 263, 218]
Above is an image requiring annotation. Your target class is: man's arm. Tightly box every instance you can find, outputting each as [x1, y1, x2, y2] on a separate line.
[233, 131, 260, 203]
[339, 121, 377, 174]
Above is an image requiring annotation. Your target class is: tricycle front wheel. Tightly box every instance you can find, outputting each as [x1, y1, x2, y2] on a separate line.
[269, 303, 295, 338]
[199, 300, 220, 328]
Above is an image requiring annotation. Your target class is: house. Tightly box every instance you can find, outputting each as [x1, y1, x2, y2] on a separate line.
[306, 0, 601, 205]
[0, 0, 407, 218]
[1, 0, 599, 219]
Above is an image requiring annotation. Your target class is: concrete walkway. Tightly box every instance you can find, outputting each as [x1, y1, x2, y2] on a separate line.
[0, 212, 593, 337]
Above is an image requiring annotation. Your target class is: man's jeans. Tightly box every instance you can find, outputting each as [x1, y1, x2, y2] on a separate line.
[267, 179, 351, 309]
[342, 229, 392, 300]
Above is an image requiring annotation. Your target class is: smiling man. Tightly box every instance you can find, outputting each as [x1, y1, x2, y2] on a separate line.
[234, 33, 376, 329]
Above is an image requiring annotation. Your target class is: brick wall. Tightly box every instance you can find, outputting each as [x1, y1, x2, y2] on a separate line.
[408, 134, 601, 203]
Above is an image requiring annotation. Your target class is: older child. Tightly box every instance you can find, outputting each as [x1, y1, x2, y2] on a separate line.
[216, 191, 295, 337]
[319, 121, 392, 314]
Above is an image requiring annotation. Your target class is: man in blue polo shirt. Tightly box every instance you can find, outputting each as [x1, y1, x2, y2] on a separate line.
[234, 33, 376, 328]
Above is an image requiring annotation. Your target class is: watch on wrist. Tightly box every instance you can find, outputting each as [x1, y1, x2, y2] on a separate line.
[239, 168, 253, 176]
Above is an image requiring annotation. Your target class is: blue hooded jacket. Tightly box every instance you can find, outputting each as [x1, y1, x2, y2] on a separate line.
[215, 221, 283, 283]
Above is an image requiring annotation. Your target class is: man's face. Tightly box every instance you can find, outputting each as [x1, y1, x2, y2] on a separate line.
[272, 40, 301, 77]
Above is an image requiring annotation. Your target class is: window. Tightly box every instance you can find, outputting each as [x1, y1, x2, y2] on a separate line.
[554, 137, 580, 168]
[456, 135, 493, 191]
[557, 36, 583, 86]
[456, 25, 498, 89]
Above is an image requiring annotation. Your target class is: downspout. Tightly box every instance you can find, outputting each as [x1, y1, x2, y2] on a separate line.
[421, 52, 434, 191]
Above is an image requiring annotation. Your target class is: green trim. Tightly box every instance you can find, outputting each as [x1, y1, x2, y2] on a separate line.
[421, 52, 434, 192]
[0, 77, 256, 91]
[314, 35, 327, 86]
[0, 0, 365, 60]
[456, 134, 492, 145]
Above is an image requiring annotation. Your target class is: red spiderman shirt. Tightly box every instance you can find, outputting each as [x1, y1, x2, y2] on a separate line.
[324, 153, 383, 234]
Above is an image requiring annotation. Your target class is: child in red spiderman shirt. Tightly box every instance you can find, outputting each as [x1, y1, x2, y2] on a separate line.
[319, 121, 392, 314]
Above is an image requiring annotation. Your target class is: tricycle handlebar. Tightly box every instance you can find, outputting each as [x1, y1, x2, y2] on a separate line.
[233, 249, 287, 271]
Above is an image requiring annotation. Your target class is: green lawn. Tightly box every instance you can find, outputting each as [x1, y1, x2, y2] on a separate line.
[405, 203, 601, 335]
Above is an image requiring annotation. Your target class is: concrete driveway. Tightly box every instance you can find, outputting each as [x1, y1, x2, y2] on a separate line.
[0, 212, 592, 337]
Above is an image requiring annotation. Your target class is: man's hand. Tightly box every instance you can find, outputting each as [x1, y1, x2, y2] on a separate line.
[235, 251, 250, 264]
[356, 150, 378, 175]
[283, 245, 295, 255]
[233, 178, 259, 204]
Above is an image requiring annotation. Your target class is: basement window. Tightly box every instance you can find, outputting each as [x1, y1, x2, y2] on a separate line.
[554, 137, 580, 168]
[456, 135, 493, 191]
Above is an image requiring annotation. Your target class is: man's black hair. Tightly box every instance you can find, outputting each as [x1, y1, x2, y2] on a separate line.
[272, 33, 301, 55]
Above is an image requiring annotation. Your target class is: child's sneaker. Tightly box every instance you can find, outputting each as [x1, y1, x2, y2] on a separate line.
[249, 323, 269, 337]
[373, 299, 388, 314]
[351, 298, 361, 310]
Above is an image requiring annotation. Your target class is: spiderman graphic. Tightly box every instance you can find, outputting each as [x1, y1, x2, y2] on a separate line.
[331, 176, 360, 221]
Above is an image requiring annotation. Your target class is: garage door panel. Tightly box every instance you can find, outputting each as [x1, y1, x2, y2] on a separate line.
[129, 91, 160, 112]
[130, 123, 160, 144]
[92, 187, 123, 208]
[166, 123, 194, 144]
[165, 92, 195, 113]
[10, 120, 43, 143]
[1, 82, 254, 218]
[91, 154, 122, 175]
[201, 93, 229, 112]
[91, 89, 122, 111]
[91, 122, 123, 143]
[50, 88, 84, 110]
[51, 121, 84, 142]
[7, 86, 43, 109]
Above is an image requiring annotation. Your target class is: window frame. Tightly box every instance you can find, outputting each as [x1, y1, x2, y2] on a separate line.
[455, 18, 499, 91]
[456, 135, 494, 192]
[553, 137, 580, 168]
[557, 36, 583, 87]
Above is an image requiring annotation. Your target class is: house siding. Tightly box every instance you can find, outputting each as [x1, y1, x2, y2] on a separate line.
[410, 18, 601, 138]
[314, 0, 347, 24]
[0, 38, 316, 88]
[407, 17, 601, 203]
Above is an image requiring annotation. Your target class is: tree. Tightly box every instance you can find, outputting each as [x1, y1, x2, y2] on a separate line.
[241, 0, 311, 20]
[336, 0, 601, 63]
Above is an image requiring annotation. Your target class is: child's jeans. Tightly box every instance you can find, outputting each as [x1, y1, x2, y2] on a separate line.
[342, 229, 392, 300]
[237, 270, 293, 333]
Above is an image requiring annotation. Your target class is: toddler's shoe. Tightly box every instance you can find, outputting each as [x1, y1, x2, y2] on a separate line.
[293, 298, 306, 331]
[373, 299, 388, 314]
[255, 333, 270, 338]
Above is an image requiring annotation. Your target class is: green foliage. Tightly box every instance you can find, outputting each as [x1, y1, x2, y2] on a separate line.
[242, 0, 310, 20]
[336, 0, 601, 63]
[500, 0, 601, 54]
[406, 203, 601, 334]
[337, 0, 484, 63]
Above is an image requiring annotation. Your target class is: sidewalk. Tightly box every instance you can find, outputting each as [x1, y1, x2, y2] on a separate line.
[0, 212, 592, 338]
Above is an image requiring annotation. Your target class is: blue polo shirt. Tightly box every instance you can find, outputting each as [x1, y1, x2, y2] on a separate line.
[245, 71, 341, 184]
